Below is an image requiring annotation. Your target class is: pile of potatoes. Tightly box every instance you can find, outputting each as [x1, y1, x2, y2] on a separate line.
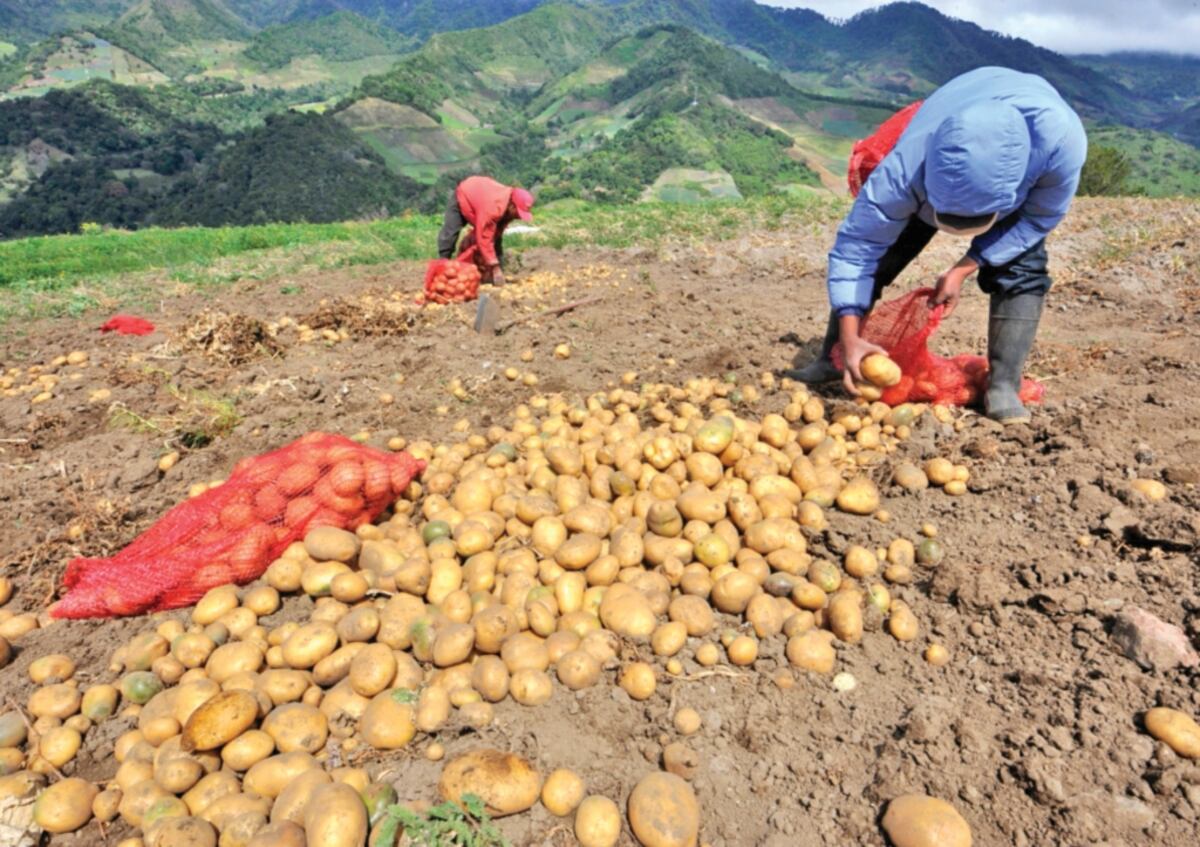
[0, 350, 90, 405]
[1, 375, 973, 846]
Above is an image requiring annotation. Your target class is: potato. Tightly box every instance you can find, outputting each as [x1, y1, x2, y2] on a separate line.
[924, 644, 950, 667]
[93, 788, 122, 823]
[181, 690, 258, 752]
[667, 595, 714, 637]
[262, 703, 327, 754]
[39, 726, 82, 768]
[415, 686, 450, 734]
[540, 768, 586, 817]
[29, 654, 75, 684]
[628, 771, 700, 847]
[924, 458, 955, 487]
[304, 527, 360, 563]
[786, 630, 836, 674]
[34, 777, 98, 833]
[727, 635, 757, 666]
[194, 586, 240, 626]
[281, 623, 337, 670]
[119, 778, 171, 826]
[439, 749, 542, 817]
[198, 793, 271, 831]
[888, 601, 919, 642]
[860, 354, 901, 388]
[244, 752, 320, 799]
[247, 821, 306, 847]
[510, 669, 553, 706]
[270, 769, 331, 825]
[346, 644, 396, 698]
[620, 662, 657, 700]
[892, 462, 929, 492]
[556, 533, 603, 570]
[710, 571, 757, 614]
[432, 623, 475, 668]
[181, 769, 240, 816]
[836, 476, 880, 515]
[828, 592, 864, 644]
[575, 795, 621, 847]
[1145, 707, 1200, 758]
[472, 656, 510, 703]
[546, 644, 593, 686]
[881, 794, 972, 847]
[1131, 478, 1167, 502]
[155, 756, 204, 794]
[598, 584, 656, 639]
[651, 622, 688, 657]
[206, 642, 264, 684]
[218, 811, 268, 846]
[303, 783, 368, 847]
[146, 816, 218, 847]
[219, 730, 274, 772]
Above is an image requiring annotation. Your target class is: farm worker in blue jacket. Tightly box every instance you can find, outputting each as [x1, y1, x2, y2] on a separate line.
[790, 66, 1087, 424]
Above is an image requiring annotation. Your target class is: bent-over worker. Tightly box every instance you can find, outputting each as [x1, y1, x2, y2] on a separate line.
[789, 66, 1087, 424]
[437, 175, 535, 286]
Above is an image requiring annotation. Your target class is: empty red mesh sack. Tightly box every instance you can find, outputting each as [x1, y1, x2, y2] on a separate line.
[52, 433, 426, 619]
[99, 314, 156, 335]
[422, 258, 481, 305]
[832, 287, 1045, 407]
[848, 100, 924, 197]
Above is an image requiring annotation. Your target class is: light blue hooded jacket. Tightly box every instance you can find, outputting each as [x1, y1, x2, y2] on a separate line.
[828, 66, 1088, 316]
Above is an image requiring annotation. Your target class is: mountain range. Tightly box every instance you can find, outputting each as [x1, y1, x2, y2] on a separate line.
[0, 0, 1197, 238]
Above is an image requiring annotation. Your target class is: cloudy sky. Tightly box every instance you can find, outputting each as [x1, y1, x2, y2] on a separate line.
[763, 0, 1200, 55]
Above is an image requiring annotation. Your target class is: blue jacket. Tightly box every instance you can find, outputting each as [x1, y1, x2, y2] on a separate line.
[828, 67, 1088, 316]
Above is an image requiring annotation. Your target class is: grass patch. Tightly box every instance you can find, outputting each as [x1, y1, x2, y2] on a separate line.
[375, 794, 508, 847]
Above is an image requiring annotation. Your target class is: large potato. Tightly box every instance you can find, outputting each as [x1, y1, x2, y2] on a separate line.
[34, 777, 98, 833]
[270, 768, 331, 825]
[1145, 707, 1200, 758]
[881, 794, 972, 847]
[860, 354, 902, 388]
[438, 749, 542, 817]
[181, 690, 258, 752]
[261, 703, 327, 754]
[628, 771, 700, 847]
[303, 782, 368, 847]
[358, 690, 416, 750]
[599, 584, 656, 639]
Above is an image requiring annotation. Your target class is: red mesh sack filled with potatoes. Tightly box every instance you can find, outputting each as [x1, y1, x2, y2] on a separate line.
[423, 259, 482, 305]
[52, 433, 426, 619]
[832, 287, 1045, 407]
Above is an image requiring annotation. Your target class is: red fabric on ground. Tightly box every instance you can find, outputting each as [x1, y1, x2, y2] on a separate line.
[847, 100, 924, 197]
[99, 315, 156, 336]
[52, 434, 425, 619]
[832, 287, 1045, 407]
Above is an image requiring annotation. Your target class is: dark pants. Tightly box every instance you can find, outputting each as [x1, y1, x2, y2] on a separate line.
[873, 216, 1052, 304]
[436, 191, 504, 265]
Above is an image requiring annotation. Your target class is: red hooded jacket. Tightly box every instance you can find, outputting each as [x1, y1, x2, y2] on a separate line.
[455, 176, 515, 267]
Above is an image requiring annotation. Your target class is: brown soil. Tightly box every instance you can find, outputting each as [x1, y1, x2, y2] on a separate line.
[1, 197, 1199, 846]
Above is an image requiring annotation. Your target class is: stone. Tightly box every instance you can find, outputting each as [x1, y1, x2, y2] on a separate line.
[1111, 607, 1199, 672]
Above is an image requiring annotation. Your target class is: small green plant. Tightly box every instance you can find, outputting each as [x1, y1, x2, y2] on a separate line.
[374, 794, 509, 847]
[280, 284, 303, 295]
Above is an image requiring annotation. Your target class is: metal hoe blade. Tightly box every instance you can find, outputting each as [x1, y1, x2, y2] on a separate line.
[473, 294, 500, 335]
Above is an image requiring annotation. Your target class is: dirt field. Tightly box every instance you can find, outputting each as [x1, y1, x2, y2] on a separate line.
[1, 197, 1199, 846]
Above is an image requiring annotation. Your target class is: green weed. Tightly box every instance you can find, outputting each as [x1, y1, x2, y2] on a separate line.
[374, 794, 508, 847]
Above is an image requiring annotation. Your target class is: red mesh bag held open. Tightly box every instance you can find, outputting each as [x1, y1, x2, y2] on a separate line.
[51, 433, 426, 619]
[848, 100, 924, 197]
[832, 287, 1045, 407]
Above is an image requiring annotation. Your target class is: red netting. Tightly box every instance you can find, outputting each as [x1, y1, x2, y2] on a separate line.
[832, 287, 1045, 407]
[847, 100, 924, 197]
[51, 434, 426, 619]
[422, 257, 482, 305]
[99, 315, 156, 336]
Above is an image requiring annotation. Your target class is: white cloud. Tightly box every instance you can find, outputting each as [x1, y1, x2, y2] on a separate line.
[763, 0, 1200, 55]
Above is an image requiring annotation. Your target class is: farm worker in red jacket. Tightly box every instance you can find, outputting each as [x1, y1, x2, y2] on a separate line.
[437, 175, 535, 285]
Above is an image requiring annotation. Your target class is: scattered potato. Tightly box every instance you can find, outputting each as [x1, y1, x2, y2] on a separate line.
[575, 795, 621, 847]
[1145, 707, 1200, 758]
[627, 771, 700, 847]
[542, 768, 586, 817]
[438, 749, 542, 817]
[882, 794, 973, 847]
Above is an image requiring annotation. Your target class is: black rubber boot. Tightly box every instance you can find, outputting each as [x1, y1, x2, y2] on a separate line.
[784, 311, 841, 384]
[985, 291, 1044, 424]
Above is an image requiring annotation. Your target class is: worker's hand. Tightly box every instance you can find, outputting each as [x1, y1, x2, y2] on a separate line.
[931, 255, 979, 318]
[490, 267, 506, 286]
[841, 335, 889, 396]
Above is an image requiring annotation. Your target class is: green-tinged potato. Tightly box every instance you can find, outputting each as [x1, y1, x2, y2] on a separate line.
[881, 794, 973, 847]
[119, 778, 171, 826]
[836, 476, 880, 516]
[1145, 707, 1200, 758]
[438, 749, 542, 817]
[34, 777, 98, 833]
[146, 816, 218, 847]
[182, 690, 258, 752]
[243, 752, 320, 800]
[269, 769, 331, 825]
[575, 795, 621, 847]
[542, 768, 585, 817]
[627, 771, 699, 847]
[359, 690, 416, 749]
[302, 783, 368, 847]
[81, 684, 120, 722]
[261, 703, 326, 754]
[0, 712, 28, 748]
[786, 630, 836, 674]
[693, 417, 734, 455]
[916, 538, 944, 566]
[599, 584, 656, 639]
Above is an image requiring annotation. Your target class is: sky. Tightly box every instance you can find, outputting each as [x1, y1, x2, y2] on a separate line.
[763, 0, 1200, 55]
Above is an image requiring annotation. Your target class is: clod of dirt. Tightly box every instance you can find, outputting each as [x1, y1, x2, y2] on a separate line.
[299, 297, 414, 337]
[180, 310, 283, 365]
[1110, 607, 1199, 671]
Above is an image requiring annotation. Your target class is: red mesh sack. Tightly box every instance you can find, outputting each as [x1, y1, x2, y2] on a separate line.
[51, 433, 426, 619]
[100, 314, 156, 336]
[832, 287, 1045, 407]
[848, 100, 924, 197]
[422, 258, 482, 305]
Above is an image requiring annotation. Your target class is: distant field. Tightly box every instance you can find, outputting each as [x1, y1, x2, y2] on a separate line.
[0, 197, 846, 326]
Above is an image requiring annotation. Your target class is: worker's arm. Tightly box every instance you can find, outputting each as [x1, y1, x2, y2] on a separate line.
[475, 215, 501, 269]
[828, 163, 918, 393]
[967, 129, 1088, 267]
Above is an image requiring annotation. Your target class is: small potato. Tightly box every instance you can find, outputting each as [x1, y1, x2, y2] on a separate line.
[439, 749, 542, 817]
[727, 635, 758, 666]
[828, 591, 864, 644]
[1145, 707, 1200, 758]
[34, 776, 98, 833]
[888, 601, 919, 642]
[924, 458, 956, 487]
[542, 768, 585, 817]
[575, 795, 621, 847]
[882, 794, 973, 847]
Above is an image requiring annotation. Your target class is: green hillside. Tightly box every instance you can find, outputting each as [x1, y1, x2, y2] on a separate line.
[100, 0, 253, 77]
[244, 11, 412, 68]
[0, 1, 137, 43]
[1086, 125, 1200, 197]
